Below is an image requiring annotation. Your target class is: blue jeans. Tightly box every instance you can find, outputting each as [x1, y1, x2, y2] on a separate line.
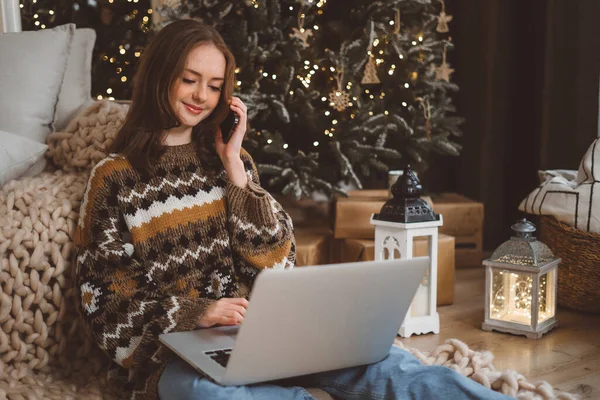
[158, 346, 513, 399]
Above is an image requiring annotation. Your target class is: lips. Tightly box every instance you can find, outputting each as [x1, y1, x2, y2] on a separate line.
[183, 102, 203, 115]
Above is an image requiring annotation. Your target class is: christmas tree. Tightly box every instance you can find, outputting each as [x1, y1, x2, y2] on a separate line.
[19, 0, 153, 100]
[156, 0, 463, 199]
[21, 0, 463, 199]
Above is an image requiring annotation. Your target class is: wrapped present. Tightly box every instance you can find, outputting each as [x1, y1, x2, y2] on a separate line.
[334, 190, 482, 267]
[295, 225, 332, 267]
[338, 234, 455, 306]
[429, 193, 483, 267]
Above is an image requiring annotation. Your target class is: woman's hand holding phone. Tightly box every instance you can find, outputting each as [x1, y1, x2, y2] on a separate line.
[215, 96, 249, 188]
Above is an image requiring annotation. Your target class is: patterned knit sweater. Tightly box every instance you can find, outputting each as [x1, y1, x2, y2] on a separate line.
[73, 142, 295, 399]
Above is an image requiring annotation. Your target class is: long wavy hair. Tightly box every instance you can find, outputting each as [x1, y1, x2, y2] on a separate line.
[108, 20, 236, 177]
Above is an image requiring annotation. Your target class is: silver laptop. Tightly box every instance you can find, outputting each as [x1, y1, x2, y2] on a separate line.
[159, 257, 428, 386]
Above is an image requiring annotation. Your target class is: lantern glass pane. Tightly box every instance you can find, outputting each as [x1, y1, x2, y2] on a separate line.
[538, 269, 556, 324]
[490, 269, 534, 326]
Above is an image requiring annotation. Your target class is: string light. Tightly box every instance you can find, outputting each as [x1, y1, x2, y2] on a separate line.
[267, 139, 273, 144]
[283, 144, 289, 149]
[313, 141, 319, 146]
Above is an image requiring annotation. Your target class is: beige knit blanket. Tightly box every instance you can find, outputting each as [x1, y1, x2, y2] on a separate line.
[0, 101, 579, 399]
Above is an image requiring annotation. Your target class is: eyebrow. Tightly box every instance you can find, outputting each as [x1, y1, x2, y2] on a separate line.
[185, 68, 224, 81]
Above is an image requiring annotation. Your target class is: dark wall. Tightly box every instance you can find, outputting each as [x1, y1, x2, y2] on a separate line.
[423, 0, 600, 250]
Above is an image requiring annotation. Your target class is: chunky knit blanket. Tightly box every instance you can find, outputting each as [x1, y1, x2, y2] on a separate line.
[0, 101, 578, 399]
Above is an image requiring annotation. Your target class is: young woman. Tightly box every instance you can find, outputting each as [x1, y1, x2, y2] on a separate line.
[75, 20, 511, 400]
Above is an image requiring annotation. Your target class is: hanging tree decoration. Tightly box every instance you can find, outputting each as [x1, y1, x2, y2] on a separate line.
[436, 0, 453, 33]
[361, 42, 380, 84]
[289, 7, 313, 49]
[416, 97, 432, 140]
[393, 8, 401, 35]
[435, 39, 455, 82]
[329, 70, 351, 111]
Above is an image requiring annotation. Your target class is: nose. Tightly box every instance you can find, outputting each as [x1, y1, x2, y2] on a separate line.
[192, 85, 208, 104]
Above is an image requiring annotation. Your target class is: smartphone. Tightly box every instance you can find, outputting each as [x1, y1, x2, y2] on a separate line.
[220, 110, 239, 144]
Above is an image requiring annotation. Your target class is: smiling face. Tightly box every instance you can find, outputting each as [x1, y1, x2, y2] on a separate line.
[169, 43, 227, 133]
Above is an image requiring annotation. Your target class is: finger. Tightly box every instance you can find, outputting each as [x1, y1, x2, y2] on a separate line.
[226, 304, 246, 317]
[227, 298, 249, 308]
[229, 104, 246, 117]
[230, 96, 246, 108]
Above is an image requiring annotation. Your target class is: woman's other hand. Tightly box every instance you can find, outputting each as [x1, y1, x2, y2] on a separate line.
[198, 297, 249, 328]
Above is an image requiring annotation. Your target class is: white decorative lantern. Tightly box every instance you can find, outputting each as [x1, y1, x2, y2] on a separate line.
[482, 219, 560, 339]
[371, 165, 443, 337]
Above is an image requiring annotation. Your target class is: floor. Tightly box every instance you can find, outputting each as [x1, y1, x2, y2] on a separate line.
[393, 266, 600, 399]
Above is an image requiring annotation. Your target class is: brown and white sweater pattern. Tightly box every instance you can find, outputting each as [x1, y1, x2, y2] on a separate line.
[73, 143, 295, 399]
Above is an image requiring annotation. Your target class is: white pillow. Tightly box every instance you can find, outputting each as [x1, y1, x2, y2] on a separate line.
[0, 129, 48, 187]
[0, 24, 74, 143]
[54, 28, 97, 132]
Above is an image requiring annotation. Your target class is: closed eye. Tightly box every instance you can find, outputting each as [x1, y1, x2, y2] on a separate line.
[182, 78, 195, 84]
[210, 86, 222, 92]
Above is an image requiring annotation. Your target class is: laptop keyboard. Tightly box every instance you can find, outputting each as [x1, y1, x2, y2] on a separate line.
[204, 348, 233, 368]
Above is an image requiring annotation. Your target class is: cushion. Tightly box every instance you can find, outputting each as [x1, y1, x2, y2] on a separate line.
[519, 138, 600, 233]
[0, 129, 48, 186]
[54, 28, 97, 132]
[0, 24, 74, 143]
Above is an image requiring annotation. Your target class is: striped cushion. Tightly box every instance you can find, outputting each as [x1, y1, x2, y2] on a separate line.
[519, 138, 600, 233]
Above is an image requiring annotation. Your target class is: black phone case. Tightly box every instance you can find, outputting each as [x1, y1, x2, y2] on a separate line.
[220, 111, 239, 144]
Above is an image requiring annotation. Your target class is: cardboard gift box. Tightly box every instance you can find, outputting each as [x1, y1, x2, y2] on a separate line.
[338, 234, 455, 306]
[429, 193, 483, 267]
[295, 225, 332, 267]
[334, 190, 483, 267]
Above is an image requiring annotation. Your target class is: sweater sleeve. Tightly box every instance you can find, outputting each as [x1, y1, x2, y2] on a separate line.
[226, 149, 296, 270]
[74, 159, 215, 369]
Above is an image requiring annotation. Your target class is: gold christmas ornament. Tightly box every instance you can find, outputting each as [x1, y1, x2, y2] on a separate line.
[416, 97, 432, 140]
[329, 70, 350, 111]
[393, 8, 401, 35]
[289, 27, 313, 48]
[361, 56, 380, 84]
[329, 90, 351, 112]
[289, 7, 313, 48]
[435, 41, 454, 82]
[436, 0, 453, 33]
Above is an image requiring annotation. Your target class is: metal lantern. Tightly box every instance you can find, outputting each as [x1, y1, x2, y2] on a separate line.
[371, 165, 443, 337]
[482, 219, 560, 339]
